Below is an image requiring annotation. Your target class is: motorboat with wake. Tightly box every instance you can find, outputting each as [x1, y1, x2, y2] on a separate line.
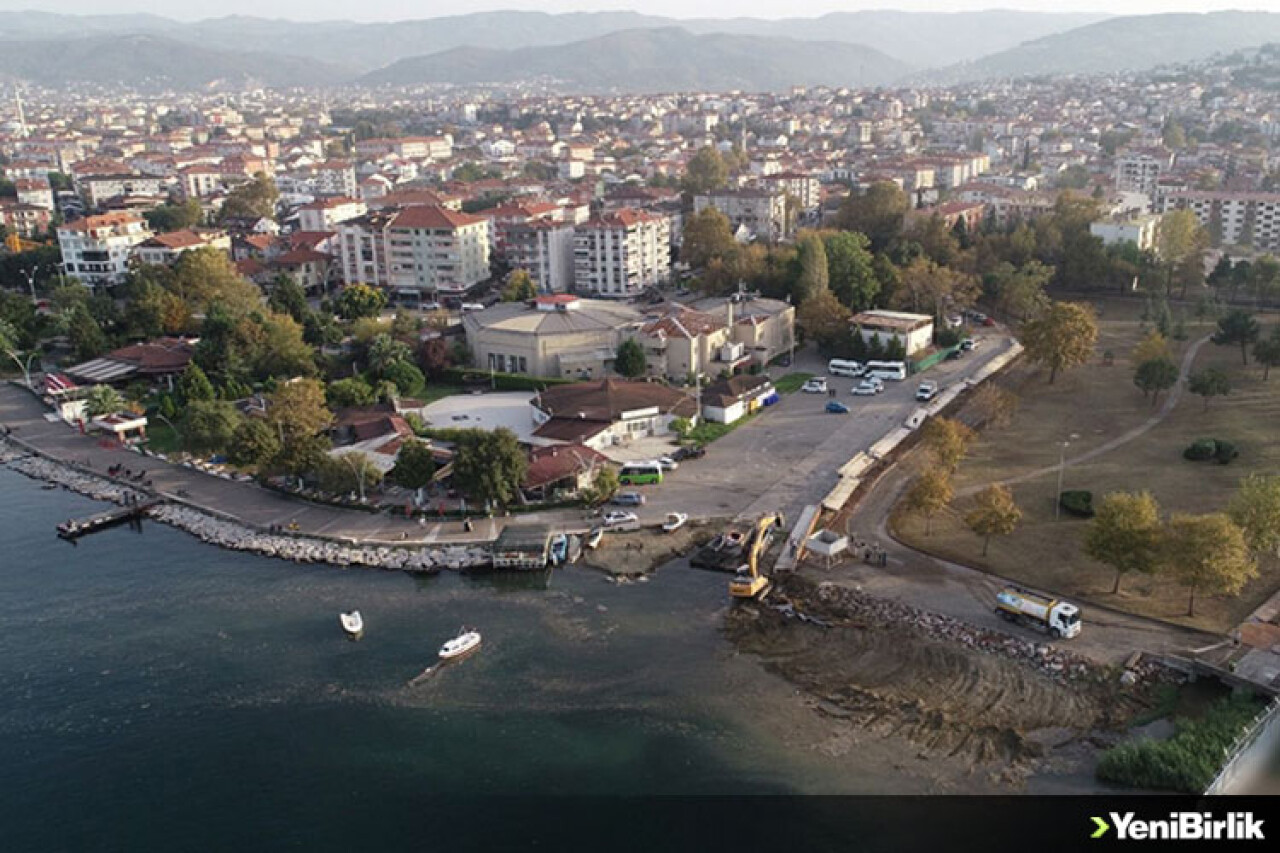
[439, 628, 482, 660]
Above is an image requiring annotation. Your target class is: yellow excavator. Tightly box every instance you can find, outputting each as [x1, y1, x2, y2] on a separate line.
[728, 512, 785, 600]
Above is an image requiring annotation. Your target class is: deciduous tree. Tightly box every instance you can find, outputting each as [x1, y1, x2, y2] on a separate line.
[1020, 301, 1098, 384]
[1228, 474, 1280, 556]
[681, 207, 737, 269]
[390, 439, 437, 490]
[218, 172, 278, 222]
[796, 289, 851, 351]
[964, 484, 1022, 556]
[836, 181, 909, 251]
[1212, 309, 1260, 365]
[1161, 513, 1257, 617]
[502, 269, 538, 302]
[920, 417, 976, 471]
[1133, 357, 1179, 406]
[614, 338, 647, 378]
[336, 283, 387, 321]
[822, 230, 879, 310]
[903, 468, 953, 535]
[1187, 367, 1230, 411]
[450, 428, 528, 508]
[182, 399, 241, 456]
[681, 147, 728, 195]
[1084, 491, 1162, 593]
[1130, 330, 1171, 366]
[1252, 325, 1280, 380]
[227, 418, 280, 469]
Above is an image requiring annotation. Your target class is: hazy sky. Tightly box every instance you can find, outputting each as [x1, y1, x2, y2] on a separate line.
[1, 2, 1270, 22]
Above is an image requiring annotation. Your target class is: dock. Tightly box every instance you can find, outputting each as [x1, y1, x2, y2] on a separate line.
[56, 498, 163, 540]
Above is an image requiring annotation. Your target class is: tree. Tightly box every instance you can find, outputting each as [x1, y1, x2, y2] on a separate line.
[168, 248, 263, 317]
[366, 333, 412, 376]
[1158, 209, 1209, 298]
[218, 172, 278, 222]
[892, 257, 979, 320]
[1084, 491, 1162, 594]
[1212, 310, 1260, 365]
[964, 484, 1022, 556]
[614, 338, 647, 378]
[336, 284, 386, 320]
[970, 383, 1018, 428]
[390, 439, 437, 490]
[1162, 513, 1257, 617]
[681, 207, 737, 269]
[920, 417, 976, 471]
[1133, 357, 1179, 406]
[1228, 474, 1280, 556]
[1130, 330, 1171, 367]
[66, 306, 107, 362]
[227, 418, 280, 469]
[1021, 301, 1099, 384]
[182, 400, 241, 456]
[382, 359, 425, 394]
[988, 261, 1052, 322]
[797, 290, 852, 351]
[1187, 367, 1230, 411]
[254, 313, 315, 379]
[581, 465, 620, 505]
[318, 452, 382, 501]
[0, 318, 36, 388]
[1253, 325, 1280, 380]
[178, 364, 215, 403]
[903, 468, 953, 535]
[83, 384, 125, 418]
[267, 276, 309, 323]
[836, 181, 909, 251]
[791, 232, 829, 305]
[502, 269, 538, 301]
[265, 378, 333, 475]
[451, 428, 528, 508]
[327, 377, 376, 409]
[822, 230, 879, 310]
[681, 146, 728, 195]
[144, 198, 203, 233]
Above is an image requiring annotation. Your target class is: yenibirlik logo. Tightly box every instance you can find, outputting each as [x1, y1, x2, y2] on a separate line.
[1091, 812, 1265, 841]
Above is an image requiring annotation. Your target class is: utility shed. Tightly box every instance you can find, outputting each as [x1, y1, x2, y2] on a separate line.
[490, 524, 553, 570]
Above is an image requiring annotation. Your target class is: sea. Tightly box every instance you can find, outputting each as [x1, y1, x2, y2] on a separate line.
[0, 466, 904, 851]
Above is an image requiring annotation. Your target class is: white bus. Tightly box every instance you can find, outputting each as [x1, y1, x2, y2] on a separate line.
[827, 359, 865, 378]
[865, 360, 907, 381]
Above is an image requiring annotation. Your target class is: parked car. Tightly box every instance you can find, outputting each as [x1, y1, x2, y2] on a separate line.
[981, 316, 997, 327]
[672, 445, 706, 461]
[852, 378, 883, 396]
[801, 377, 829, 394]
[915, 380, 939, 401]
[421, 301, 442, 311]
[611, 491, 646, 506]
[825, 400, 850, 414]
[656, 456, 679, 471]
[960, 338, 978, 352]
[946, 315, 964, 329]
[602, 510, 640, 527]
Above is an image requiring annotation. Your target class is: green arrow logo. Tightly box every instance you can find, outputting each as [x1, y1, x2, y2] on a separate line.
[1091, 816, 1110, 839]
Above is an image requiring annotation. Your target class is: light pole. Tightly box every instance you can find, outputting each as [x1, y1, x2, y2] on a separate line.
[20, 264, 42, 301]
[1054, 433, 1080, 520]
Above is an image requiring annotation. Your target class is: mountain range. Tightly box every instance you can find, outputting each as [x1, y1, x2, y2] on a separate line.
[0, 10, 1277, 92]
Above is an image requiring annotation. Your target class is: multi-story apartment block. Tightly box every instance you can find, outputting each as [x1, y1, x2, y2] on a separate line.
[0, 201, 52, 239]
[1090, 214, 1161, 253]
[57, 212, 153, 288]
[759, 172, 821, 214]
[505, 220, 577, 293]
[354, 136, 453, 161]
[386, 205, 491, 297]
[336, 210, 397, 288]
[1115, 150, 1174, 201]
[14, 178, 54, 210]
[296, 197, 366, 232]
[573, 209, 670, 297]
[313, 160, 357, 197]
[1160, 191, 1280, 253]
[79, 174, 171, 209]
[693, 189, 789, 242]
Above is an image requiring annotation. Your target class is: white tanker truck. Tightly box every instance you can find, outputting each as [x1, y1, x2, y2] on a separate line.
[995, 586, 1082, 640]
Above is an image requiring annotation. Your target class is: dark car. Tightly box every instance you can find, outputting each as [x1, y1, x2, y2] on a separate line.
[672, 444, 706, 462]
[946, 349, 964, 360]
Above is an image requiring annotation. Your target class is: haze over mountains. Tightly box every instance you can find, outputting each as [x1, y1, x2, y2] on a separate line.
[0, 9, 1277, 91]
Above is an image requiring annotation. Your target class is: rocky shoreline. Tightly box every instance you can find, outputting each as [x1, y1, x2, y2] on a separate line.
[0, 438, 489, 572]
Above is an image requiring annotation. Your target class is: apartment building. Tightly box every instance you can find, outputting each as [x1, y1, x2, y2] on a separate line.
[1115, 150, 1174, 201]
[1090, 214, 1161, 252]
[336, 210, 397, 288]
[133, 229, 231, 266]
[694, 189, 789, 242]
[505, 220, 576, 293]
[79, 173, 171, 209]
[573, 209, 670, 297]
[385, 205, 491, 297]
[759, 172, 821, 214]
[58, 212, 153, 288]
[1160, 191, 1280, 253]
[296, 196, 366, 232]
[313, 160, 358, 197]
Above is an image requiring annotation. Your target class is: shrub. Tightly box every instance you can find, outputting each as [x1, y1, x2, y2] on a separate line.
[1183, 438, 1217, 462]
[441, 367, 573, 392]
[1059, 489, 1095, 518]
[1214, 440, 1238, 465]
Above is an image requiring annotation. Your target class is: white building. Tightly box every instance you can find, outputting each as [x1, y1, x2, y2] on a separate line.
[1115, 151, 1173, 203]
[296, 197, 366, 232]
[573, 209, 670, 297]
[79, 174, 171, 209]
[1090, 215, 1160, 253]
[386, 205, 491, 297]
[336, 210, 396, 288]
[505, 220, 577, 293]
[693, 189, 789, 242]
[850, 310, 934, 357]
[133, 229, 231, 266]
[313, 160, 358, 197]
[58, 212, 153, 288]
[1160, 191, 1280, 253]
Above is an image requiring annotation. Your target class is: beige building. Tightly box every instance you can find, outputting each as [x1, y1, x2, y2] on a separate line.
[694, 188, 790, 242]
[1090, 214, 1160, 253]
[386, 205, 491, 297]
[573, 209, 670, 297]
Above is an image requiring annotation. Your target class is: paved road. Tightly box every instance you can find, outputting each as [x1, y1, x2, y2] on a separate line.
[642, 332, 1016, 525]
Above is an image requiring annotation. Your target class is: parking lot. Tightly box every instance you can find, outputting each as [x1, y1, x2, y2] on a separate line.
[631, 332, 1015, 524]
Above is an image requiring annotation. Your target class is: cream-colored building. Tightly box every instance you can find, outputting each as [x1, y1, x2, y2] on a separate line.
[386, 205, 491, 297]
[694, 188, 790, 242]
[573, 209, 670, 297]
[850, 310, 934, 357]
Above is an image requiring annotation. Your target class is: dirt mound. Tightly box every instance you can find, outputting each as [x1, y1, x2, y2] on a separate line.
[726, 577, 1150, 763]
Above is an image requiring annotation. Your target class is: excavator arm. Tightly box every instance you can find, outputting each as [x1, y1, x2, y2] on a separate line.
[729, 512, 784, 599]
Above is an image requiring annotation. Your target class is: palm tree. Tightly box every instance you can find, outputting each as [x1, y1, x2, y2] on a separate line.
[83, 384, 126, 418]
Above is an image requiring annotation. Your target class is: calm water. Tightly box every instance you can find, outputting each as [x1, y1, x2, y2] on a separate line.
[0, 467, 870, 851]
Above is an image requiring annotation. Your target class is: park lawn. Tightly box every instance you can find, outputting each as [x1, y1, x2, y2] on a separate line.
[773, 372, 815, 394]
[893, 311, 1280, 634]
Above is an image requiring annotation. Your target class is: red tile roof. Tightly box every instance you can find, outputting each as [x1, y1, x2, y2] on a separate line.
[389, 204, 485, 230]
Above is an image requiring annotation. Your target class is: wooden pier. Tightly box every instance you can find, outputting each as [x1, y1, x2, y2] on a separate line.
[56, 498, 163, 540]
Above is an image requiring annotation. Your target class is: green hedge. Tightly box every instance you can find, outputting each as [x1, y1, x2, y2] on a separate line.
[1096, 695, 1263, 793]
[1059, 490, 1095, 518]
[1183, 438, 1239, 465]
[442, 367, 575, 391]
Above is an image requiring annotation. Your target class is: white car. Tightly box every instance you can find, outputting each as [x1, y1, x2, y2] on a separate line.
[801, 377, 829, 394]
[852, 378, 884, 396]
[656, 456, 679, 471]
[602, 510, 640, 527]
[915, 381, 939, 401]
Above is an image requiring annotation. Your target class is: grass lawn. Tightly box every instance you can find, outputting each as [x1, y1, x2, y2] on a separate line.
[773, 372, 815, 394]
[893, 305, 1280, 634]
[685, 418, 741, 444]
[416, 382, 465, 404]
[142, 421, 182, 455]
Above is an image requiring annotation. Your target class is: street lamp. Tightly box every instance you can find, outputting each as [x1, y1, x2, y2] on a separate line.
[1054, 433, 1081, 520]
[20, 263, 42, 301]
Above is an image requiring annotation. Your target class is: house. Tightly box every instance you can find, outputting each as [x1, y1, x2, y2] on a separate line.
[530, 378, 697, 450]
[522, 443, 611, 500]
[64, 338, 195, 389]
[328, 403, 421, 474]
[133, 229, 231, 266]
[850, 310, 934, 357]
[701, 374, 775, 424]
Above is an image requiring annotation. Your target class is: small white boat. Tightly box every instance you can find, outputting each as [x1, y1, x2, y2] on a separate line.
[585, 528, 604, 549]
[339, 610, 363, 639]
[439, 628, 482, 660]
[662, 512, 689, 533]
